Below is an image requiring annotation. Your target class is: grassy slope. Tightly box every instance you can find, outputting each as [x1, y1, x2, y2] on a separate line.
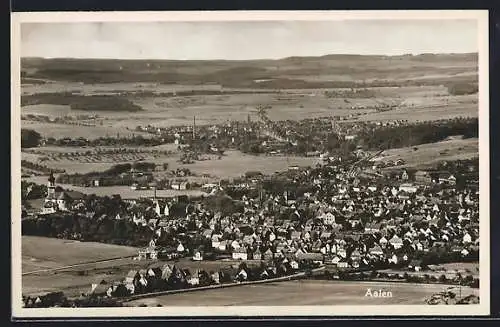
[375, 138, 478, 169]
[22, 236, 139, 270]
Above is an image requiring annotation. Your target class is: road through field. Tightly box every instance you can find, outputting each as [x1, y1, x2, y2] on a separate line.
[22, 255, 136, 276]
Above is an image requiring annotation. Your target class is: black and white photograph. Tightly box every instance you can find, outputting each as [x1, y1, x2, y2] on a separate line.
[11, 10, 490, 317]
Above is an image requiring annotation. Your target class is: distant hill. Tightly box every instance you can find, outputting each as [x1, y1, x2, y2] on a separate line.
[21, 53, 478, 89]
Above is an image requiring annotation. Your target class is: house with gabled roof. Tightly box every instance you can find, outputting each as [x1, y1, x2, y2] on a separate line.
[365, 222, 382, 233]
[463, 232, 473, 244]
[408, 259, 424, 272]
[217, 240, 228, 252]
[337, 258, 350, 269]
[389, 235, 403, 249]
[369, 244, 384, 256]
[232, 246, 248, 260]
[291, 231, 301, 241]
[320, 231, 332, 240]
[263, 248, 274, 261]
[413, 240, 424, 252]
[351, 249, 361, 261]
[161, 264, 173, 281]
[325, 254, 342, 266]
[337, 247, 347, 258]
[252, 248, 262, 260]
[296, 252, 324, 263]
[88, 279, 109, 297]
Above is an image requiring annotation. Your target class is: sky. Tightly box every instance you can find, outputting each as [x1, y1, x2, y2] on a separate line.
[20, 20, 478, 60]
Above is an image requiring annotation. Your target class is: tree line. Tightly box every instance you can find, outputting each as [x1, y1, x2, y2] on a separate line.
[21, 129, 42, 148]
[44, 135, 172, 147]
[447, 82, 478, 95]
[22, 160, 66, 174]
[22, 93, 144, 112]
[55, 162, 158, 187]
[357, 118, 478, 150]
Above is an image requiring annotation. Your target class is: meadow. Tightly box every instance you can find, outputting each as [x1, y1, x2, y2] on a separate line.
[374, 138, 479, 169]
[21, 120, 141, 139]
[22, 236, 139, 273]
[125, 280, 479, 306]
[174, 150, 321, 178]
[22, 147, 320, 179]
[22, 236, 140, 296]
[22, 236, 255, 297]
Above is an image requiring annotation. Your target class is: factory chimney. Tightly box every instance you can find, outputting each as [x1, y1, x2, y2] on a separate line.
[193, 115, 196, 140]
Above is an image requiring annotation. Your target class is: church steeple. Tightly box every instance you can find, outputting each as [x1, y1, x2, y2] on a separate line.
[47, 172, 55, 196]
[48, 172, 55, 185]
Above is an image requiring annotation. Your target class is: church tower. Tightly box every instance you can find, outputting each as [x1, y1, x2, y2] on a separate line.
[47, 172, 55, 197]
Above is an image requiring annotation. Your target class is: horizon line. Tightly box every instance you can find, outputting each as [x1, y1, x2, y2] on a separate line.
[20, 51, 479, 62]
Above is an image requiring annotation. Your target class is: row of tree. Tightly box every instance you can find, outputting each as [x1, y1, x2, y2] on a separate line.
[55, 162, 159, 186]
[21, 181, 48, 200]
[357, 118, 478, 150]
[329, 270, 479, 288]
[44, 135, 171, 147]
[22, 160, 65, 174]
[447, 82, 478, 95]
[21, 93, 144, 112]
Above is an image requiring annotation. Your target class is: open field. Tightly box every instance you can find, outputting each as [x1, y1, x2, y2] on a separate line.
[24, 161, 116, 175]
[22, 257, 142, 297]
[22, 236, 139, 273]
[373, 138, 478, 169]
[352, 101, 477, 123]
[21, 120, 143, 139]
[22, 148, 169, 174]
[22, 236, 141, 297]
[22, 146, 320, 178]
[175, 150, 321, 178]
[22, 236, 139, 296]
[21, 87, 477, 131]
[22, 104, 74, 117]
[125, 280, 479, 306]
[22, 236, 256, 297]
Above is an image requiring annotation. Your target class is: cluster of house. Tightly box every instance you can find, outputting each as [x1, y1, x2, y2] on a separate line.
[22, 292, 67, 308]
[131, 114, 419, 158]
[36, 150, 479, 278]
[89, 255, 312, 298]
[123, 161, 479, 274]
